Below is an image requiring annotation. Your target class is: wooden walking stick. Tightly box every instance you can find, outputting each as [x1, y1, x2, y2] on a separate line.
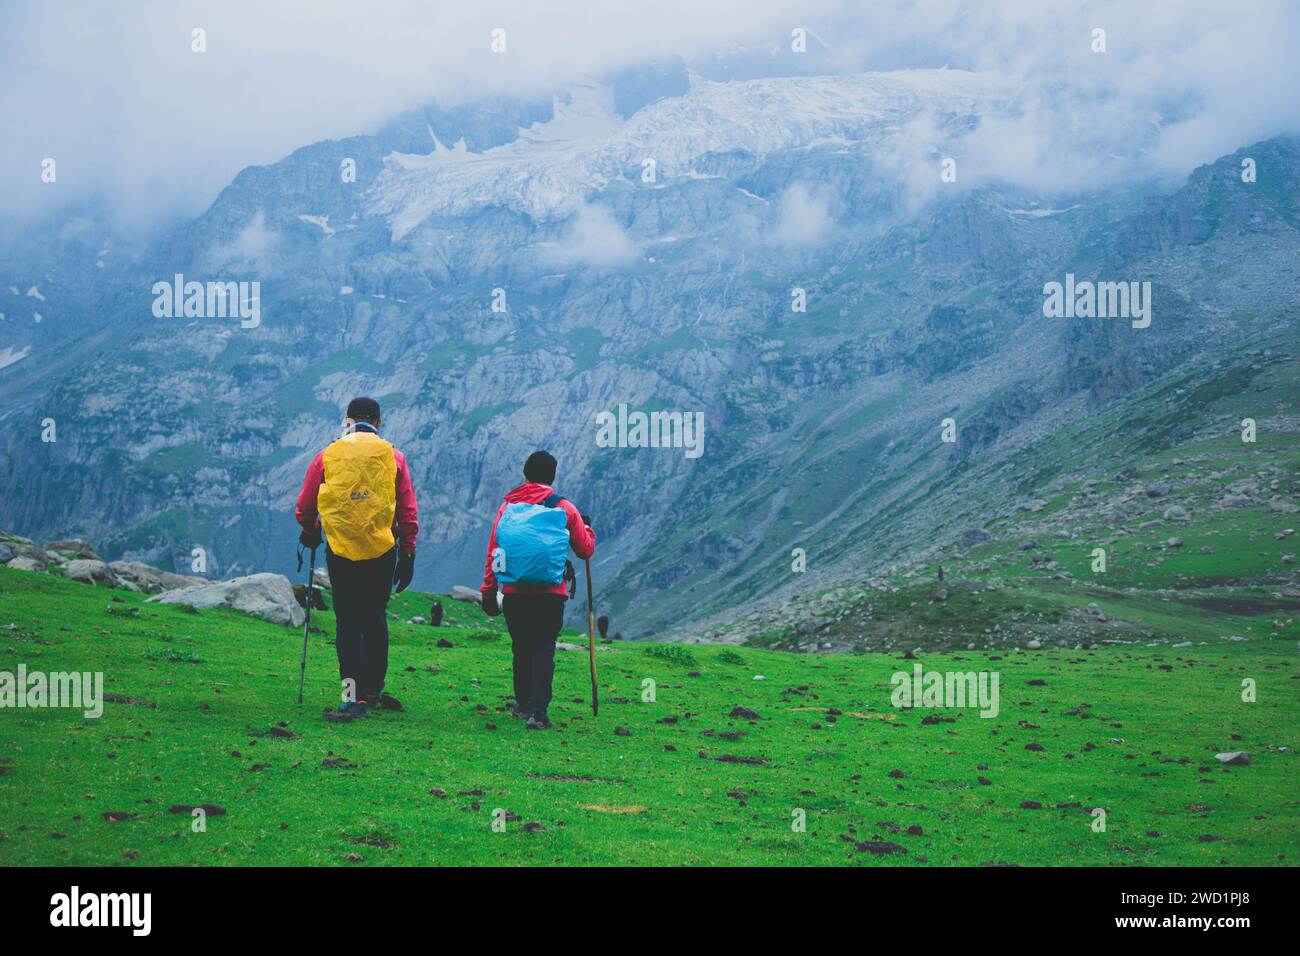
[584, 556, 598, 717]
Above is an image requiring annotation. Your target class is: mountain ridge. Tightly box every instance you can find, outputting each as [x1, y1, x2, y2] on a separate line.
[0, 72, 1295, 640]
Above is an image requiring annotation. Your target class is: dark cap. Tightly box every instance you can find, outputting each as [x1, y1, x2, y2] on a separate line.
[524, 450, 557, 485]
[346, 397, 380, 423]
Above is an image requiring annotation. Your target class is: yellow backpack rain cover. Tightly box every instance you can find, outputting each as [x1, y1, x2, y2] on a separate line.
[318, 431, 398, 560]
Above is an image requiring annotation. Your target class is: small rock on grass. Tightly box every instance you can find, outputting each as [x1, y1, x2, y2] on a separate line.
[1214, 751, 1251, 765]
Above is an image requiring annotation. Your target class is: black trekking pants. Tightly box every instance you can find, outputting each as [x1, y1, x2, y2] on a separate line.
[326, 546, 397, 701]
[502, 593, 567, 716]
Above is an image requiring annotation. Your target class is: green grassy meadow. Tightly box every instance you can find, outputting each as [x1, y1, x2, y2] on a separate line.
[0, 565, 1296, 866]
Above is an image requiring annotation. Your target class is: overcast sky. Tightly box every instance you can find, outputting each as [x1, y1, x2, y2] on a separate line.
[2, 0, 1298, 234]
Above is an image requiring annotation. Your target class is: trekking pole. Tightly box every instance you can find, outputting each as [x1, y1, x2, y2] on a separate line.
[296, 545, 318, 705]
[584, 556, 598, 717]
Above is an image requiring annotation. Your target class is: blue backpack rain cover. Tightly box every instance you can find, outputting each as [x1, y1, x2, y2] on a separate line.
[494, 493, 569, 587]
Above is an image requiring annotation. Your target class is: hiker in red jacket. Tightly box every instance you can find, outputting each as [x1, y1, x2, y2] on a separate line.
[481, 451, 595, 730]
[296, 397, 419, 717]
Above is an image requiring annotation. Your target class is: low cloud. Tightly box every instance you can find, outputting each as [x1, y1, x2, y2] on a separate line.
[769, 183, 834, 246]
[1, 0, 1297, 234]
[538, 203, 641, 269]
[0, 0, 835, 234]
[204, 212, 280, 272]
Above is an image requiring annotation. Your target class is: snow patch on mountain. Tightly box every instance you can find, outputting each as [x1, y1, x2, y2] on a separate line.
[367, 70, 1013, 241]
[298, 214, 336, 235]
[1006, 205, 1084, 218]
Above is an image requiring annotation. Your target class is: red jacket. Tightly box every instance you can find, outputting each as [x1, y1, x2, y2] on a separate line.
[481, 482, 595, 597]
[295, 436, 419, 555]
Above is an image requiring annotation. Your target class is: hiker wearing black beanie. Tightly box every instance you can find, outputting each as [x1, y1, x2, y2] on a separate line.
[480, 451, 595, 729]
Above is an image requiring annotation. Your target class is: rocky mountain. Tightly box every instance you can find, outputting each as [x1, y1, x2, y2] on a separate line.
[1, 65, 1296, 640]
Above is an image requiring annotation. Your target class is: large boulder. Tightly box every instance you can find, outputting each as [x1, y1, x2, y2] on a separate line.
[108, 561, 208, 595]
[451, 585, 482, 605]
[0, 539, 48, 569]
[45, 539, 100, 560]
[0, 542, 13, 564]
[148, 573, 305, 627]
[64, 559, 117, 587]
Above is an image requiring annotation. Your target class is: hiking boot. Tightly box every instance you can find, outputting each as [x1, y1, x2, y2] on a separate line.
[525, 711, 553, 730]
[510, 703, 530, 719]
[340, 700, 369, 717]
[376, 693, 403, 712]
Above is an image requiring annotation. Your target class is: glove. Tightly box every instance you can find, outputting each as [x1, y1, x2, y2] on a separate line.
[481, 588, 501, 617]
[299, 526, 322, 550]
[393, 552, 414, 593]
[581, 513, 593, 532]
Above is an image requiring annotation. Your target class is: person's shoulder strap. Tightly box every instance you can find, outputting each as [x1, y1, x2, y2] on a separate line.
[541, 492, 564, 508]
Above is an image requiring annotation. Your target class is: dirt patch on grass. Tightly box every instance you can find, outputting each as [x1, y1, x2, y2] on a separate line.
[791, 708, 895, 720]
[579, 804, 648, 814]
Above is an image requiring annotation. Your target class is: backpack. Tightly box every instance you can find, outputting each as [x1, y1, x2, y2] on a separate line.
[317, 431, 398, 561]
[493, 492, 574, 593]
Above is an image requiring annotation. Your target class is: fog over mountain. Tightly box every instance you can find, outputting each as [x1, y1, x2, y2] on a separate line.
[4, 0, 1298, 229]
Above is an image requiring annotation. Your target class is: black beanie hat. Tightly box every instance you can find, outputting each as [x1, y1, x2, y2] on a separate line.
[346, 397, 381, 423]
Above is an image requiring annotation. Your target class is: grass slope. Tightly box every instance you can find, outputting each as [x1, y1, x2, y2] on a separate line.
[1, 566, 1296, 866]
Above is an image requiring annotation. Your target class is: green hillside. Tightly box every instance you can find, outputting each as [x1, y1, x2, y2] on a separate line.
[678, 334, 1300, 652]
[1, 566, 1295, 866]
